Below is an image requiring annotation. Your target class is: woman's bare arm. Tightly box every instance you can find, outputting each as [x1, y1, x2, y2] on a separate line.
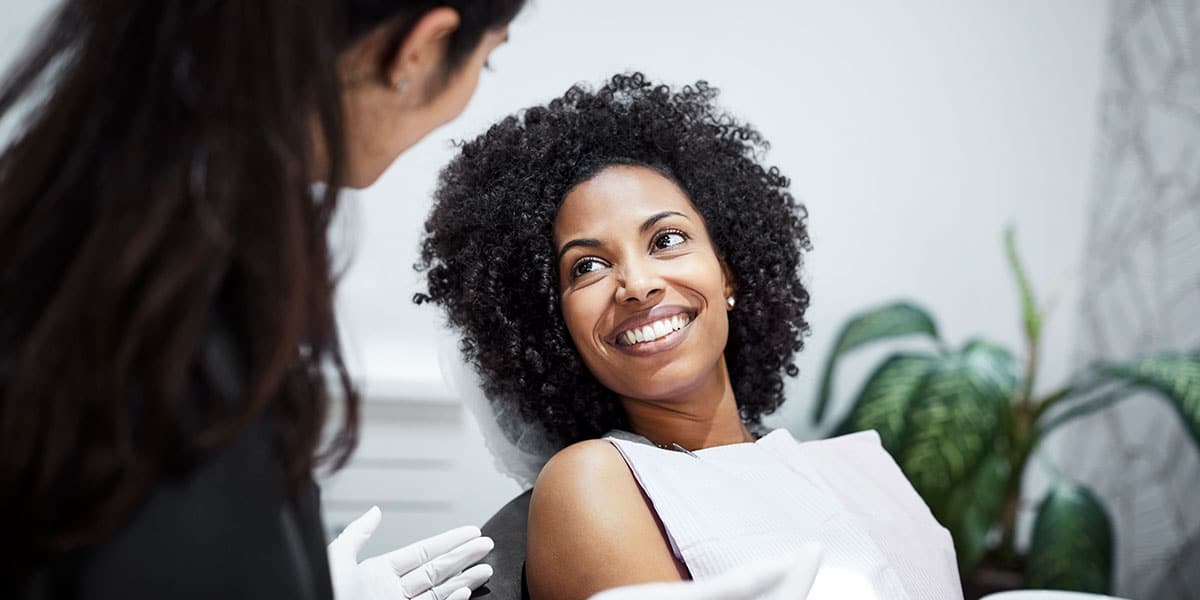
[525, 440, 686, 600]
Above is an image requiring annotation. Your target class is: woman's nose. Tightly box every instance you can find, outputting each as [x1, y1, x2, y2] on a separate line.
[615, 261, 665, 305]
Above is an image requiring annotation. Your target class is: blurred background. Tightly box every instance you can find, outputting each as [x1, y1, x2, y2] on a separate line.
[3, 1, 1196, 598]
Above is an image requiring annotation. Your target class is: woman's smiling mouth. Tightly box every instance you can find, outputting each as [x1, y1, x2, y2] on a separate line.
[606, 305, 698, 355]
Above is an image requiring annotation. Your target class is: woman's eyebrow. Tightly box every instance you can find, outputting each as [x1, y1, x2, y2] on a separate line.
[557, 211, 688, 261]
[639, 211, 688, 232]
[557, 238, 601, 262]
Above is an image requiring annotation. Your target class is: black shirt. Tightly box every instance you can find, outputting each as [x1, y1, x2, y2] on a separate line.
[14, 321, 334, 600]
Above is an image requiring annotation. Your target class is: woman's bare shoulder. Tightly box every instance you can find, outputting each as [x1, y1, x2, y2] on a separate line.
[534, 439, 630, 497]
[525, 439, 684, 600]
[528, 440, 643, 549]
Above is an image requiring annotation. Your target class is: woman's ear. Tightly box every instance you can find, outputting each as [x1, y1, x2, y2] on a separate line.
[720, 259, 736, 309]
[384, 7, 461, 93]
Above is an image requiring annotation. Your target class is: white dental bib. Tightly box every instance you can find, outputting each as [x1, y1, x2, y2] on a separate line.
[604, 429, 963, 600]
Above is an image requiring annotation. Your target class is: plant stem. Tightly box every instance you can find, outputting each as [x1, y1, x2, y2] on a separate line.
[996, 400, 1036, 566]
[1019, 341, 1039, 409]
[997, 274, 1043, 567]
[993, 380, 1127, 567]
[1031, 384, 1073, 423]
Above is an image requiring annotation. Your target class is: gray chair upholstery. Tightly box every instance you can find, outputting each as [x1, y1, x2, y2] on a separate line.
[471, 489, 533, 600]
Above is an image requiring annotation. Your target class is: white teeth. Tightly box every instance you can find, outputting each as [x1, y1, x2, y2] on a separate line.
[619, 314, 693, 346]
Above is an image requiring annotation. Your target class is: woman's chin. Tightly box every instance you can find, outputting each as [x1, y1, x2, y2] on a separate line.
[613, 370, 714, 403]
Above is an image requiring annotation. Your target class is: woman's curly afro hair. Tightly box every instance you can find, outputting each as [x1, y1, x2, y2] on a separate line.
[415, 73, 811, 449]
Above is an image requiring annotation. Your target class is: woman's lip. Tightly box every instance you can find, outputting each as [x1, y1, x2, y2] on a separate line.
[605, 304, 698, 344]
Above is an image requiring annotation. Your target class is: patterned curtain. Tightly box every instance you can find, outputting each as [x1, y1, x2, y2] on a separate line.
[1051, 1, 1200, 597]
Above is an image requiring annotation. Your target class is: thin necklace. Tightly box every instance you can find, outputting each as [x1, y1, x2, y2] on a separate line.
[652, 431, 759, 456]
[654, 441, 700, 457]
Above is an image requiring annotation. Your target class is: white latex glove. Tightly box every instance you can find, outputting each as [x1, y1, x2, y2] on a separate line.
[588, 543, 823, 600]
[327, 506, 495, 600]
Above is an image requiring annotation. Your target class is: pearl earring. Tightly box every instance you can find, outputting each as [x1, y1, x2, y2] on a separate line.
[726, 296, 736, 309]
[394, 78, 408, 93]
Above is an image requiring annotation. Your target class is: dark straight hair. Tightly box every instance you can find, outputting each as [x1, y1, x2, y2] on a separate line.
[0, 0, 522, 561]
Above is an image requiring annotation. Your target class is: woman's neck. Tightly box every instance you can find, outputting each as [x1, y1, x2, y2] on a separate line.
[618, 358, 754, 451]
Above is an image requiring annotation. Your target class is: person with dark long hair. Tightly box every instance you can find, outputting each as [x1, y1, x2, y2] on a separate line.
[1, 1, 831, 598]
[0, 2, 520, 599]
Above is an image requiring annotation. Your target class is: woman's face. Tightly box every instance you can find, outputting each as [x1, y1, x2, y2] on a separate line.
[338, 15, 509, 188]
[554, 165, 734, 402]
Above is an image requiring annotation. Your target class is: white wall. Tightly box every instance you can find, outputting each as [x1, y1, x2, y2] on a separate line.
[2, 0, 1111, 556]
[0, 2, 55, 143]
[0, 3, 47, 70]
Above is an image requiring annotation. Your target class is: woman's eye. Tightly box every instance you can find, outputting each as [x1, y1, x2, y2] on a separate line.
[570, 258, 605, 279]
[653, 231, 687, 250]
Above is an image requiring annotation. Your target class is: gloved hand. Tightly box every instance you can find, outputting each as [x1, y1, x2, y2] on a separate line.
[327, 506, 495, 600]
[588, 543, 823, 600]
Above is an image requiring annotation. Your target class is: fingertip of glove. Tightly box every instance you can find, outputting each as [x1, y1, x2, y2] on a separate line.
[443, 524, 483, 543]
[359, 505, 383, 530]
[446, 587, 472, 600]
[475, 562, 494, 578]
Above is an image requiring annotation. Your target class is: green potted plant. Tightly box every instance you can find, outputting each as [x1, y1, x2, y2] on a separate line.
[808, 227, 1200, 596]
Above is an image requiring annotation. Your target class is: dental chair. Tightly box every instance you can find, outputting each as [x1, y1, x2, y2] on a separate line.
[471, 490, 533, 600]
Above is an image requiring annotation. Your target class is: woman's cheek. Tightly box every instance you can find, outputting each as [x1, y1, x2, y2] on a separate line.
[561, 287, 606, 350]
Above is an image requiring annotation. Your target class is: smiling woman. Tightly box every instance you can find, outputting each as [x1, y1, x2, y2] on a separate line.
[416, 73, 962, 599]
[416, 73, 811, 448]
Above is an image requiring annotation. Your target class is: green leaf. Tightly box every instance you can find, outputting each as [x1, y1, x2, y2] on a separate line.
[835, 354, 937, 453]
[1100, 353, 1200, 451]
[835, 341, 1016, 523]
[1004, 226, 1041, 344]
[812, 302, 940, 425]
[899, 354, 1011, 515]
[1026, 483, 1114, 593]
[1037, 386, 1128, 437]
[933, 341, 1018, 573]
[961, 339, 1022, 402]
[940, 450, 1010, 574]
